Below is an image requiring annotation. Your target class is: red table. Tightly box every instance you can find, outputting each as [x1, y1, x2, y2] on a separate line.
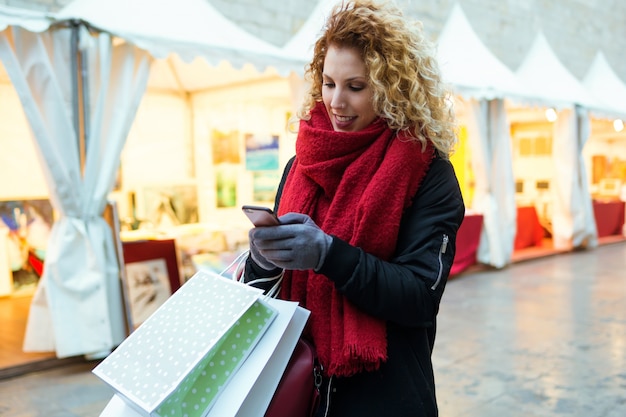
[593, 200, 625, 237]
[514, 206, 545, 250]
[450, 214, 483, 276]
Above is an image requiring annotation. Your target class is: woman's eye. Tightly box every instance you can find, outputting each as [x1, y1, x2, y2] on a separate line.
[349, 85, 365, 92]
[323, 82, 335, 88]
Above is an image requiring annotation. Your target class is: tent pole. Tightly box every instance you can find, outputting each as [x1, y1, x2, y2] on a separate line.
[80, 29, 90, 162]
[70, 20, 86, 174]
[165, 58, 196, 178]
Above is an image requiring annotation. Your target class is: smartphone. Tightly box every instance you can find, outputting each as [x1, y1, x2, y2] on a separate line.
[242, 205, 281, 227]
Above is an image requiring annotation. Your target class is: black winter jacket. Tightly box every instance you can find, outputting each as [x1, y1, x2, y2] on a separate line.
[246, 154, 464, 417]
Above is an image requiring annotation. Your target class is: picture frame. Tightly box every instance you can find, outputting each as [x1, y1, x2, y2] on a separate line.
[120, 239, 181, 330]
[252, 171, 281, 203]
[245, 133, 279, 171]
[134, 183, 199, 227]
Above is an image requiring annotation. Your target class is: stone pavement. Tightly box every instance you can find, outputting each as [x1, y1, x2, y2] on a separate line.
[1, 241, 625, 417]
[434, 241, 626, 417]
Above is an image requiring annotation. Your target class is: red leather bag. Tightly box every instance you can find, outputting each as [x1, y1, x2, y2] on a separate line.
[265, 338, 322, 417]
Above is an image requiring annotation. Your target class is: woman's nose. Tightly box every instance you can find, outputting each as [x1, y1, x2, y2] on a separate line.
[331, 91, 345, 110]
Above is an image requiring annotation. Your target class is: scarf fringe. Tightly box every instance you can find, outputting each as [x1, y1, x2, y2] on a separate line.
[328, 344, 387, 377]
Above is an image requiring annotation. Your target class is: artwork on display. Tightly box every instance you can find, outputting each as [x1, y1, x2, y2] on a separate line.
[136, 184, 199, 228]
[215, 163, 238, 208]
[121, 239, 181, 330]
[252, 171, 281, 203]
[245, 133, 279, 171]
[0, 199, 53, 293]
[592, 155, 626, 184]
[209, 130, 282, 207]
[211, 129, 241, 164]
[510, 123, 553, 157]
[124, 259, 171, 328]
[210, 129, 241, 208]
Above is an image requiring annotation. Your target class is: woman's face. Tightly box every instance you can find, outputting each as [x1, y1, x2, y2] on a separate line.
[322, 44, 378, 132]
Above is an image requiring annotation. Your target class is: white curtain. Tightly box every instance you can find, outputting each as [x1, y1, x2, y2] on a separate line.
[575, 108, 599, 246]
[465, 98, 516, 268]
[0, 25, 151, 357]
[551, 106, 597, 249]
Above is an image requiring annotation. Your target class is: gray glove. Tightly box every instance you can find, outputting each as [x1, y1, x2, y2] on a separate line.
[249, 232, 280, 271]
[248, 212, 332, 271]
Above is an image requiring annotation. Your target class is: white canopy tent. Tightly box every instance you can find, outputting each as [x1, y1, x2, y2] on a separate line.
[0, 6, 52, 200]
[436, 3, 528, 101]
[583, 51, 626, 119]
[282, 0, 335, 67]
[516, 32, 597, 109]
[56, 0, 302, 229]
[437, 3, 529, 268]
[0, 5, 152, 357]
[56, 0, 300, 87]
[514, 31, 598, 250]
[581, 52, 626, 235]
[1, 0, 302, 359]
[0, 4, 53, 31]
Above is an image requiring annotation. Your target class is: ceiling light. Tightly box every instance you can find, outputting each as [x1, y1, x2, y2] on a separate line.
[545, 108, 557, 122]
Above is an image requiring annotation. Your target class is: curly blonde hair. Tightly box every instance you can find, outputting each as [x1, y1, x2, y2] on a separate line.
[296, 0, 457, 157]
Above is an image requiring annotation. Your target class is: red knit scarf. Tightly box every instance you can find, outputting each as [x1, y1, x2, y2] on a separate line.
[278, 102, 434, 377]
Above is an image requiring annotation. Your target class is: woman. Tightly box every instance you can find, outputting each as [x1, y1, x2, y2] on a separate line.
[245, 1, 464, 415]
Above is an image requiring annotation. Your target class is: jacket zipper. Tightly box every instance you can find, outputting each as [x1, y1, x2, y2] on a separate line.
[431, 234, 449, 290]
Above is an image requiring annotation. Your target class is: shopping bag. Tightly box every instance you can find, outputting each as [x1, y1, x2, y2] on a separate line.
[208, 298, 309, 417]
[97, 270, 310, 417]
[94, 269, 280, 417]
[98, 297, 309, 417]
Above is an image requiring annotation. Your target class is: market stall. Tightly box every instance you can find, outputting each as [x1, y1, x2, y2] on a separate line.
[582, 51, 626, 239]
[1, 7, 152, 358]
[0, 0, 301, 359]
[436, 4, 530, 270]
[512, 31, 599, 250]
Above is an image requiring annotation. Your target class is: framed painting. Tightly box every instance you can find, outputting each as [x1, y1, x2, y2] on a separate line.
[244, 133, 279, 171]
[121, 239, 181, 330]
[135, 183, 199, 227]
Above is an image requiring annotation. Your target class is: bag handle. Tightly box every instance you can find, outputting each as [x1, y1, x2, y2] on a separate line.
[221, 249, 284, 299]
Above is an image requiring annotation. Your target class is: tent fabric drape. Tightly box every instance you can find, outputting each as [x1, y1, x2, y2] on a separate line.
[465, 99, 516, 268]
[574, 108, 599, 246]
[0, 25, 151, 357]
[56, 0, 298, 75]
[0, 4, 54, 32]
[551, 106, 598, 250]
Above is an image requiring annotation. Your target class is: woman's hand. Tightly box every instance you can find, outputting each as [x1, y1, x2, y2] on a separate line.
[248, 233, 280, 271]
[249, 213, 332, 271]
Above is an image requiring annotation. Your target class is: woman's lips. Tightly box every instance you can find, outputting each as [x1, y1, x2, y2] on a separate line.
[333, 114, 356, 129]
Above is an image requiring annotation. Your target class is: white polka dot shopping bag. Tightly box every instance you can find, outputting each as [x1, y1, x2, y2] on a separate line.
[94, 269, 309, 417]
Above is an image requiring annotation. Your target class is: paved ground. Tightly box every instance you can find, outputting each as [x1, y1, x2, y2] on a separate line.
[435, 241, 626, 417]
[1, 241, 625, 417]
